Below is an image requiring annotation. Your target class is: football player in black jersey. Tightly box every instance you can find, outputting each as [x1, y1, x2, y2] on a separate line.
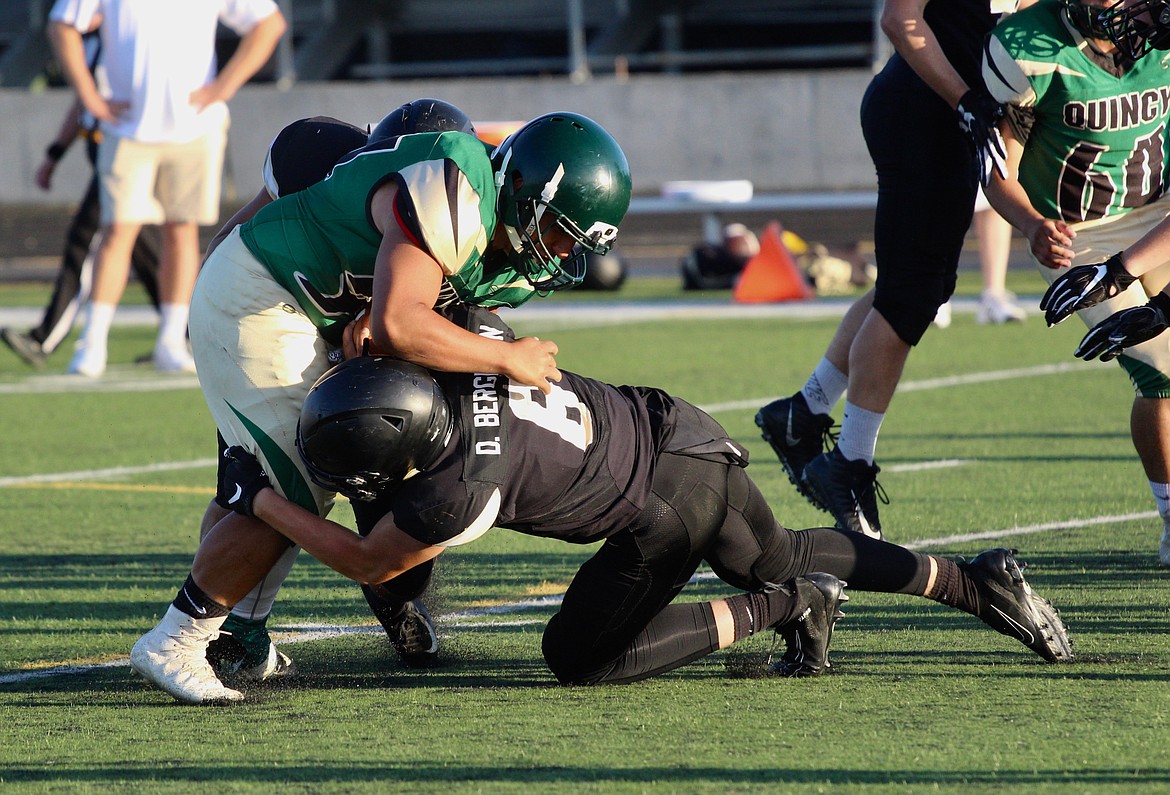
[129, 305, 1073, 703]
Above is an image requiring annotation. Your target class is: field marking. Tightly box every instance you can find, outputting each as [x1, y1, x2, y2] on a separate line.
[0, 459, 217, 488]
[0, 355, 1139, 684]
[0, 510, 1156, 687]
[699, 361, 1092, 414]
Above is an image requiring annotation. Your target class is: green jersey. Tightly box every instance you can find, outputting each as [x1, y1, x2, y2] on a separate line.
[984, 0, 1170, 223]
[239, 130, 537, 335]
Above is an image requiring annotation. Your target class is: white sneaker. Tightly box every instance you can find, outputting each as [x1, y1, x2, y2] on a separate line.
[1160, 524, 1170, 566]
[67, 342, 107, 378]
[153, 342, 197, 374]
[130, 605, 243, 704]
[933, 301, 952, 329]
[977, 290, 1027, 325]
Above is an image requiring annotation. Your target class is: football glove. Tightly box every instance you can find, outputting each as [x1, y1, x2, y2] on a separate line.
[1075, 292, 1170, 362]
[956, 87, 1008, 188]
[215, 446, 271, 517]
[1039, 253, 1137, 327]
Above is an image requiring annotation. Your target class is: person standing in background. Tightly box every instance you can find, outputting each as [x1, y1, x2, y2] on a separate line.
[1, 30, 161, 369]
[47, 0, 286, 377]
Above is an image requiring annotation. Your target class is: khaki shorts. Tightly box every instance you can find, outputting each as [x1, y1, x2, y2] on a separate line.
[97, 122, 227, 226]
[189, 228, 336, 515]
[1037, 195, 1170, 397]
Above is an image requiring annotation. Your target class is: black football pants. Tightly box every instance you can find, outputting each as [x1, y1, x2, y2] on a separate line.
[542, 452, 932, 685]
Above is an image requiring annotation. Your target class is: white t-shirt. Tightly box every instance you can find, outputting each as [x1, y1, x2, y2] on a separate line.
[50, 0, 278, 143]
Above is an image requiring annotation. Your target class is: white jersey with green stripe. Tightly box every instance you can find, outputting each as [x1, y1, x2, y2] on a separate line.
[239, 130, 537, 336]
[984, 0, 1170, 223]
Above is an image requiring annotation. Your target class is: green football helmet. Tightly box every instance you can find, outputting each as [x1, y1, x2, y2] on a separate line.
[491, 112, 632, 291]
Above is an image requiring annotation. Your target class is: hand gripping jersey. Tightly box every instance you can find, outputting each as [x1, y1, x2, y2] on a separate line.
[239, 130, 538, 339]
[984, 0, 1170, 223]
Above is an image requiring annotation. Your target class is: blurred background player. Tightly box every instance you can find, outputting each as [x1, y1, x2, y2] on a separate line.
[48, 0, 286, 377]
[1, 30, 160, 368]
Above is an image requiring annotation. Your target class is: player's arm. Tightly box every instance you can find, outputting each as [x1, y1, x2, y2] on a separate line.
[983, 119, 1076, 269]
[189, 9, 286, 111]
[367, 181, 561, 393]
[218, 446, 443, 584]
[880, 0, 970, 107]
[48, 20, 121, 125]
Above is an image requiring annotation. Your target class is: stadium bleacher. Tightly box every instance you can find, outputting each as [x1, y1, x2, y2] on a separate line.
[1, 0, 881, 87]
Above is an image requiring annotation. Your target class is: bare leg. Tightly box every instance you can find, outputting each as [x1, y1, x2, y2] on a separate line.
[190, 513, 293, 606]
[824, 289, 875, 375]
[1132, 397, 1170, 483]
[846, 308, 911, 414]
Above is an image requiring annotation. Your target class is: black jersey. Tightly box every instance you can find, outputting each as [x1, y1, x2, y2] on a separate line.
[924, 0, 1005, 90]
[379, 370, 657, 546]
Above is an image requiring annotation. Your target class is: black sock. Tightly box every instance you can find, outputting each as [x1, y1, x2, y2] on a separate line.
[725, 584, 802, 643]
[923, 557, 980, 615]
[172, 574, 231, 619]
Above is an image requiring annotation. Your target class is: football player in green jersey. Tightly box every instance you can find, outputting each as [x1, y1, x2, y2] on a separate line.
[983, 0, 1170, 567]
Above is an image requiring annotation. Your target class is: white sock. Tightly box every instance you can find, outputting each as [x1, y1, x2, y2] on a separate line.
[1151, 481, 1170, 518]
[79, 301, 116, 352]
[838, 400, 884, 464]
[230, 545, 301, 620]
[800, 358, 848, 416]
[157, 303, 190, 349]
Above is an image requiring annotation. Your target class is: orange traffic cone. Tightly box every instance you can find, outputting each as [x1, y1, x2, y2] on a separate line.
[732, 221, 815, 303]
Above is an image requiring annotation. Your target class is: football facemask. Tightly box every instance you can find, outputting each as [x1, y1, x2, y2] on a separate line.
[1101, 0, 1170, 59]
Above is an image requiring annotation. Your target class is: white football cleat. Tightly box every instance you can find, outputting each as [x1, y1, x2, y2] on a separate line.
[1160, 524, 1170, 567]
[130, 605, 243, 704]
[977, 289, 1027, 325]
[67, 342, 107, 378]
[152, 342, 197, 374]
[933, 300, 952, 329]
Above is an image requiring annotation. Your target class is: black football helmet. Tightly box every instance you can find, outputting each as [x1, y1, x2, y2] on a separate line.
[491, 112, 632, 292]
[1100, 0, 1170, 59]
[296, 357, 452, 502]
[1062, 0, 1114, 39]
[368, 98, 476, 144]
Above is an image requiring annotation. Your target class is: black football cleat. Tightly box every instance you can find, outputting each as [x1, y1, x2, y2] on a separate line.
[768, 573, 849, 677]
[755, 393, 836, 509]
[801, 447, 885, 540]
[959, 548, 1074, 663]
[384, 599, 440, 668]
[1, 328, 47, 368]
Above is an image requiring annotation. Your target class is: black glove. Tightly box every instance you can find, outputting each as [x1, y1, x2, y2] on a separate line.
[956, 87, 1008, 188]
[1039, 253, 1137, 327]
[215, 445, 271, 517]
[1075, 292, 1170, 362]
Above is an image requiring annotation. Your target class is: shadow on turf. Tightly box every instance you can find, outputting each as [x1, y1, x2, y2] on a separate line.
[2, 762, 1167, 787]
